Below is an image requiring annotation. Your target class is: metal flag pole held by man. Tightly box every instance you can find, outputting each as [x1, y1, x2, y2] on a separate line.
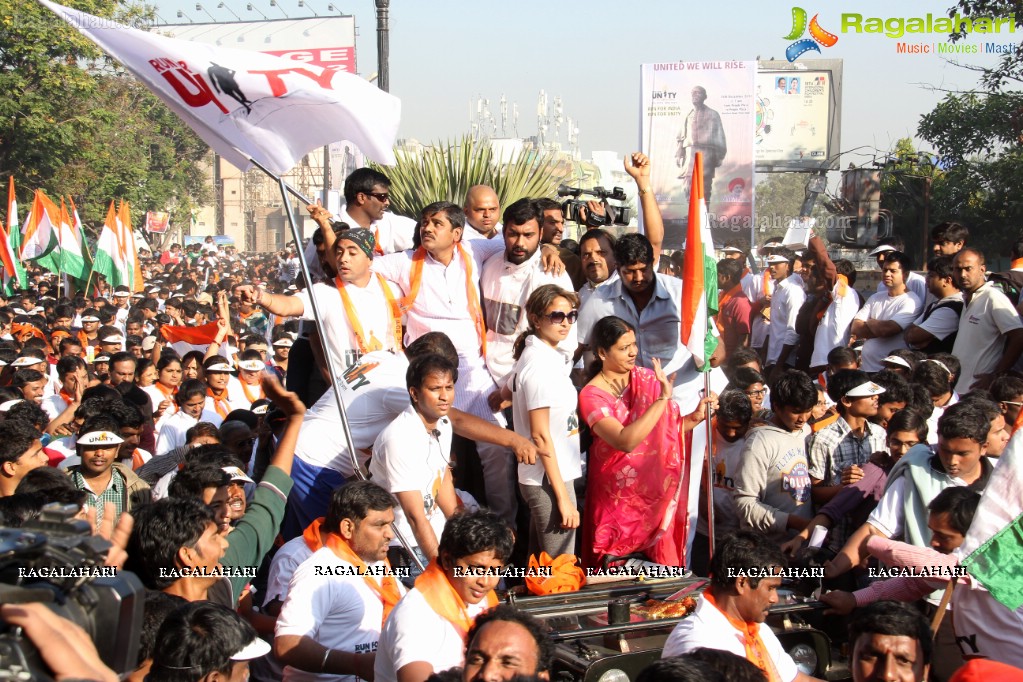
[36, 0, 426, 570]
[260, 165, 426, 571]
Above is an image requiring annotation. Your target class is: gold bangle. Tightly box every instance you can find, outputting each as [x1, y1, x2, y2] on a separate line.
[638, 187, 652, 196]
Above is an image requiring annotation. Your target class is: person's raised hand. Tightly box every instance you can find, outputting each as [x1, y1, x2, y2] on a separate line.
[651, 357, 674, 400]
[262, 372, 305, 418]
[625, 152, 652, 182]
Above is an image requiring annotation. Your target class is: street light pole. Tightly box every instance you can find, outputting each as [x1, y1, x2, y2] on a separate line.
[375, 0, 389, 92]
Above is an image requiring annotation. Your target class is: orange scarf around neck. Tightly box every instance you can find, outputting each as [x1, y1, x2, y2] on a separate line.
[414, 560, 498, 640]
[206, 387, 229, 419]
[703, 589, 782, 682]
[302, 517, 328, 552]
[398, 245, 487, 357]
[325, 533, 402, 624]
[336, 274, 403, 354]
[302, 518, 402, 623]
[1013, 258, 1023, 270]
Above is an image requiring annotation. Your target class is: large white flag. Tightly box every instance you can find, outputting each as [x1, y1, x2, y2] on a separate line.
[39, 0, 400, 174]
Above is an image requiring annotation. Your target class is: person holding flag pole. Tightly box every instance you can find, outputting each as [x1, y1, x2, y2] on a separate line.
[680, 151, 721, 563]
[36, 0, 422, 567]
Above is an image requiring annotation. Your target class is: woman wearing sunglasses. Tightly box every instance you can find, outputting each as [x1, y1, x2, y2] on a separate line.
[508, 285, 583, 558]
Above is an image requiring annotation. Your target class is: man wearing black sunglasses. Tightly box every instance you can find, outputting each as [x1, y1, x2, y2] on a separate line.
[333, 167, 417, 256]
[481, 198, 577, 389]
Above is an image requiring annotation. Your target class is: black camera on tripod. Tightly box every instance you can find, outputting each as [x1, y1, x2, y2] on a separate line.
[0, 504, 145, 681]
[557, 184, 633, 228]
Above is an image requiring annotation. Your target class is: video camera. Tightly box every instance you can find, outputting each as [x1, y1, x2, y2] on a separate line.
[557, 184, 633, 228]
[0, 504, 145, 681]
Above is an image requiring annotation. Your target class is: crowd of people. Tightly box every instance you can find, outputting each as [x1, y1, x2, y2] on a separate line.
[0, 156, 1021, 682]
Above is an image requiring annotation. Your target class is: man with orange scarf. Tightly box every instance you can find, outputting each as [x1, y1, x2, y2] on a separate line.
[375, 510, 512, 682]
[275, 481, 405, 682]
[663, 531, 824, 682]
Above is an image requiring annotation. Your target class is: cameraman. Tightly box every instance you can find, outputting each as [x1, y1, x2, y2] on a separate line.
[576, 153, 663, 301]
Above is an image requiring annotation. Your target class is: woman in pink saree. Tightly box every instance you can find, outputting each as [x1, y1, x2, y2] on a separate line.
[579, 316, 710, 568]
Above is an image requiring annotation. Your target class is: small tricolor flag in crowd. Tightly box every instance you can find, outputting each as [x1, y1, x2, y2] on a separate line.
[34, 196, 88, 281]
[38, 0, 400, 174]
[161, 321, 227, 358]
[679, 152, 719, 371]
[960, 430, 1023, 610]
[20, 189, 60, 262]
[1, 178, 25, 294]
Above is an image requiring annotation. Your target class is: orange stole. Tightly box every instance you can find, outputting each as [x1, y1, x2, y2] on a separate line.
[206, 387, 229, 419]
[324, 533, 402, 624]
[302, 517, 328, 552]
[703, 589, 782, 682]
[336, 274, 403, 353]
[397, 245, 487, 356]
[414, 560, 498, 640]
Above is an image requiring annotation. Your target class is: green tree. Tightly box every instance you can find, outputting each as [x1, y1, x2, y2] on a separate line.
[917, 91, 1023, 257]
[0, 0, 209, 240]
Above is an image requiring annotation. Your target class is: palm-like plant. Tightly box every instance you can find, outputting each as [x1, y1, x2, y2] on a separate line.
[371, 136, 563, 219]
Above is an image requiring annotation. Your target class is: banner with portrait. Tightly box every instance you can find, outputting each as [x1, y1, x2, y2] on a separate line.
[641, 61, 756, 250]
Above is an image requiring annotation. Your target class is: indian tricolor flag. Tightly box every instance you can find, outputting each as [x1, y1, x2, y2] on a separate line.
[960, 429, 1023, 610]
[679, 152, 719, 371]
[20, 189, 60, 262]
[35, 197, 88, 280]
[91, 201, 127, 288]
[118, 200, 144, 292]
[1, 178, 24, 294]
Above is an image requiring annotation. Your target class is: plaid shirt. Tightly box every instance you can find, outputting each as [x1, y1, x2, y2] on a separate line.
[70, 468, 125, 524]
[806, 417, 887, 486]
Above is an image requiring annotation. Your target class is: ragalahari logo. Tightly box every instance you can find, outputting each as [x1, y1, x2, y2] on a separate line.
[784, 7, 839, 62]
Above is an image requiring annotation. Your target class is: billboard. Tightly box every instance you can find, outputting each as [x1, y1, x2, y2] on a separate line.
[755, 59, 843, 172]
[154, 16, 356, 74]
[641, 61, 756, 249]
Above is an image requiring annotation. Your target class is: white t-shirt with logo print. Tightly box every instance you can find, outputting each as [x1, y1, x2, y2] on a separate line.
[510, 336, 582, 487]
[276, 546, 405, 682]
[369, 405, 452, 551]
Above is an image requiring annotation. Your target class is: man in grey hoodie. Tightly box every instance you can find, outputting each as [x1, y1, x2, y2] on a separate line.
[733, 370, 816, 543]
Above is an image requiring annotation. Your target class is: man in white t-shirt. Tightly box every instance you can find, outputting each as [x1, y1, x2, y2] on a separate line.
[480, 198, 576, 386]
[242, 228, 403, 374]
[370, 354, 459, 563]
[663, 531, 814, 682]
[869, 240, 929, 305]
[904, 255, 963, 356]
[851, 251, 922, 372]
[275, 481, 406, 682]
[375, 510, 513, 682]
[281, 333, 539, 542]
[951, 248, 1023, 392]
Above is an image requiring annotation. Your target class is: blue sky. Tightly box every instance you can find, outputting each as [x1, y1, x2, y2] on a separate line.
[152, 0, 1008, 163]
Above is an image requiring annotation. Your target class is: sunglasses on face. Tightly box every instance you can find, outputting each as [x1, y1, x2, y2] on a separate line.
[544, 310, 578, 324]
[365, 192, 390, 202]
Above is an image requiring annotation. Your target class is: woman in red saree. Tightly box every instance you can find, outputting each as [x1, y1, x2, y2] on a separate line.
[579, 316, 710, 569]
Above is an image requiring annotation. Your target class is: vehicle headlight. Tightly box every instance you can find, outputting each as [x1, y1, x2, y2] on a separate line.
[597, 669, 631, 682]
[789, 643, 818, 675]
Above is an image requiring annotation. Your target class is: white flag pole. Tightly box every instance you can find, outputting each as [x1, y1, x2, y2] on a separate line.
[255, 160, 425, 572]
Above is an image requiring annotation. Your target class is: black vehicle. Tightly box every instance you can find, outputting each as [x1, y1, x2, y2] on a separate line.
[504, 574, 851, 682]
